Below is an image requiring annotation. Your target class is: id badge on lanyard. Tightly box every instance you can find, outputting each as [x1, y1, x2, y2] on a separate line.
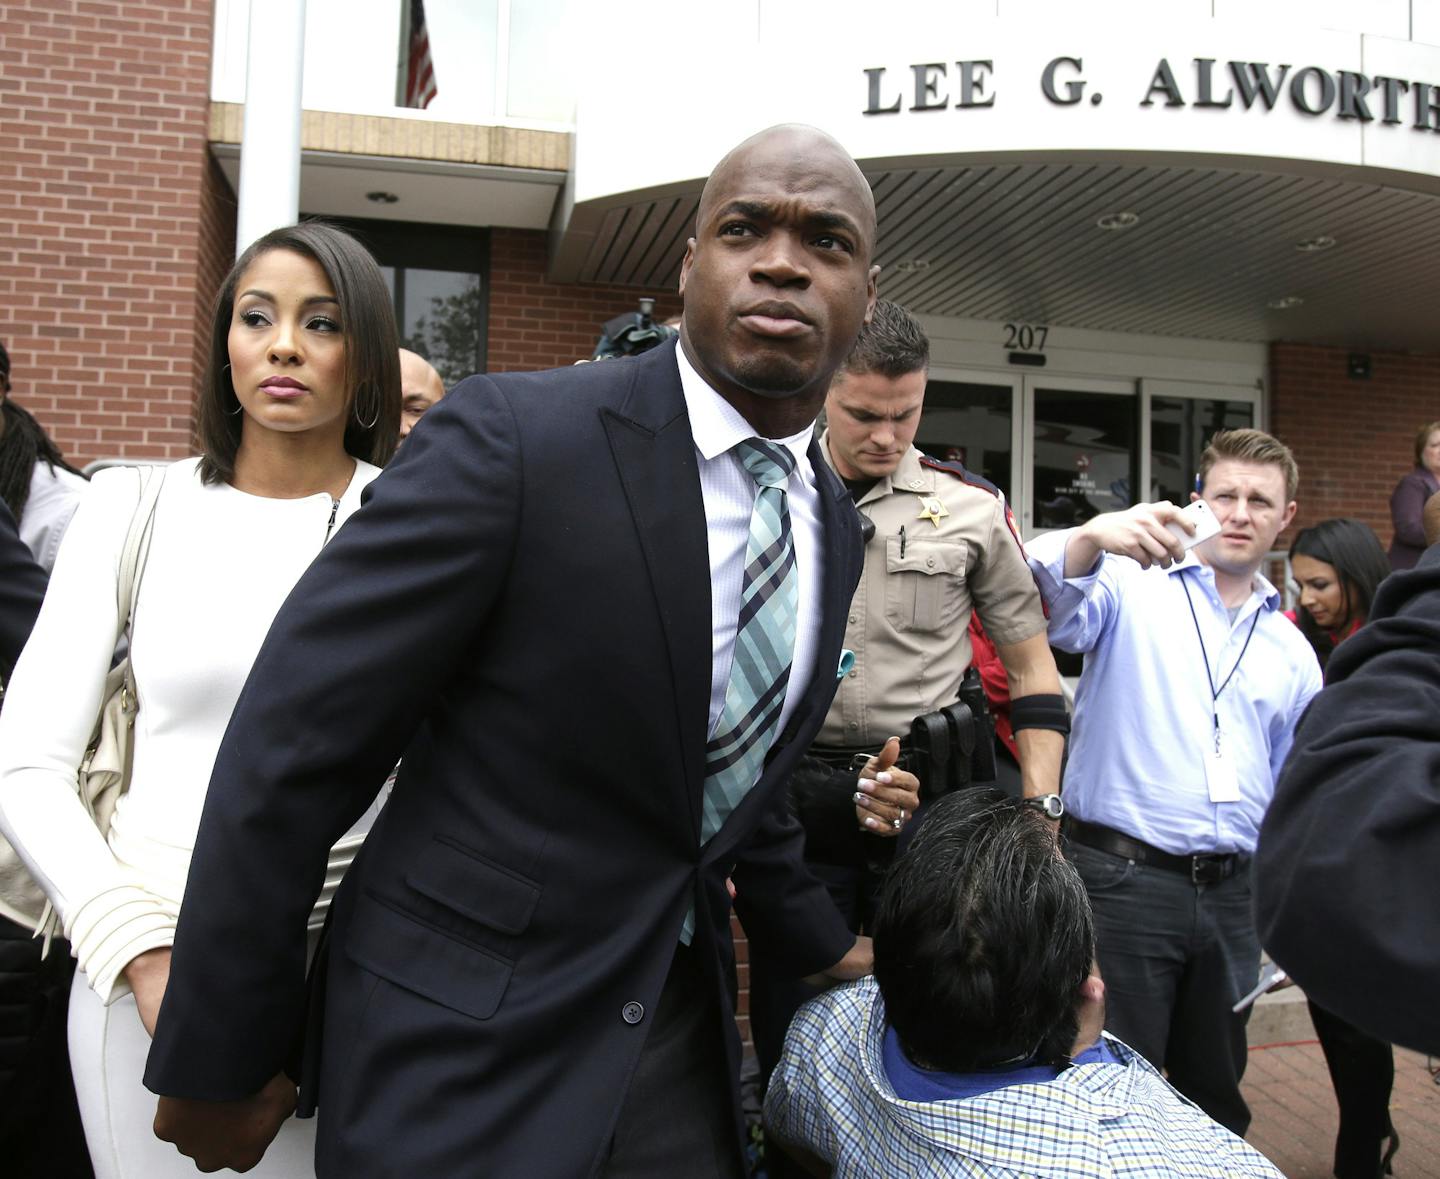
[1204, 726, 1242, 803]
[1182, 575, 1258, 806]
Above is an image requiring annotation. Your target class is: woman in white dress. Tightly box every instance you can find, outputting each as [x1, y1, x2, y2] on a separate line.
[0, 222, 401, 1179]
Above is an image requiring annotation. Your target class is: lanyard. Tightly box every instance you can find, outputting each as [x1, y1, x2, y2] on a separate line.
[1180, 574, 1261, 753]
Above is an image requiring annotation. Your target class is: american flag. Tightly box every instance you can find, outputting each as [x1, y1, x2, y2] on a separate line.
[401, 0, 437, 109]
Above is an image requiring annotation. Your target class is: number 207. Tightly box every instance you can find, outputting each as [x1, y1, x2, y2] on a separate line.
[1003, 323, 1047, 352]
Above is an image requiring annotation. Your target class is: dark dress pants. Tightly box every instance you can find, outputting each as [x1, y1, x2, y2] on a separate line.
[1308, 1000, 1397, 1178]
[0, 919, 94, 1179]
[602, 940, 745, 1179]
[1067, 842, 1260, 1136]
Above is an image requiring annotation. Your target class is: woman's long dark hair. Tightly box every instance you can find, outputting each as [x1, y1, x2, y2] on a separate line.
[0, 378, 87, 525]
[1289, 518, 1390, 669]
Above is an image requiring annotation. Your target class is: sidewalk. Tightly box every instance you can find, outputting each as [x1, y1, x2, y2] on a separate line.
[1244, 1041, 1439, 1178]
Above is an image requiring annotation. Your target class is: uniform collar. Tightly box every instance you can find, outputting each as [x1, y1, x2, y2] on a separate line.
[817, 435, 932, 505]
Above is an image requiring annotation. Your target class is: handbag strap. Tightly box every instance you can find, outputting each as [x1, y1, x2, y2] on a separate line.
[114, 466, 164, 649]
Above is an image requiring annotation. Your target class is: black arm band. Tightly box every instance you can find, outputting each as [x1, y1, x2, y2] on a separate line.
[1010, 693, 1071, 735]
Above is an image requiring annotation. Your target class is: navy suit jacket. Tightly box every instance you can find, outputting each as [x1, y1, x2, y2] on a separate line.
[1256, 542, 1440, 1054]
[145, 342, 863, 1176]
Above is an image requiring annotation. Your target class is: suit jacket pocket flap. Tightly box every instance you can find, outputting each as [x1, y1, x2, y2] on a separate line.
[345, 890, 514, 1021]
[405, 838, 541, 936]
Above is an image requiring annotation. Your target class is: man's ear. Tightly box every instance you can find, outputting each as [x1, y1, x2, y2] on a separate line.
[1070, 966, 1105, 1058]
[1189, 491, 1201, 504]
[678, 239, 696, 297]
[864, 265, 880, 323]
[1279, 500, 1298, 533]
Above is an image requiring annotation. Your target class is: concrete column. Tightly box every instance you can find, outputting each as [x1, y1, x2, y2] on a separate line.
[235, 0, 307, 257]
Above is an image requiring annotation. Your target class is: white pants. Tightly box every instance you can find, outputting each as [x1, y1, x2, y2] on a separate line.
[68, 973, 318, 1179]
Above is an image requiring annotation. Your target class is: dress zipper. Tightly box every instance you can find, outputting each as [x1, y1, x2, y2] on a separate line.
[323, 498, 339, 544]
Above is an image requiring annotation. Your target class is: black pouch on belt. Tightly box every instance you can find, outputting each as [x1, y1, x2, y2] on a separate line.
[958, 666, 999, 789]
[940, 700, 977, 795]
[909, 710, 951, 802]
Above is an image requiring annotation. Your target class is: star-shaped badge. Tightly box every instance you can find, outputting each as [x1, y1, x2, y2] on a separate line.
[917, 496, 950, 527]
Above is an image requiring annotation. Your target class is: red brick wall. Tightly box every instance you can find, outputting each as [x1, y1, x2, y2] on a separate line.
[487, 228, 682, 372]
[191, 151, 238, 448]
[1270, 342, 1440, 546]
[0, 0, 216, 467]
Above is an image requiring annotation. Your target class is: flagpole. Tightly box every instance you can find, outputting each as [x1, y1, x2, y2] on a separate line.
[236, 0, 307, 257]
[395, 0, 412, 109]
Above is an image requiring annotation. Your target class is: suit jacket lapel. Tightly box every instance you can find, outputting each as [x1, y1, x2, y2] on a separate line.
[600, 343, 711, 840]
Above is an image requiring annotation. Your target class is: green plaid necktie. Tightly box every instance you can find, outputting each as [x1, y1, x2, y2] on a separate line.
[681, 437, 798, 944]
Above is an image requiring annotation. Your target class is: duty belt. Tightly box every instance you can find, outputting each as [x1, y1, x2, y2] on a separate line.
[1064, 817, 1249, 885]
[808, 740, 913, 773]
[811, 674, 996, 801]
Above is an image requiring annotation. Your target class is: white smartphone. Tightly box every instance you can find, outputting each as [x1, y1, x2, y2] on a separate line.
[1232, 962, 1288, 1012]
[1166, 498, 1221, 550]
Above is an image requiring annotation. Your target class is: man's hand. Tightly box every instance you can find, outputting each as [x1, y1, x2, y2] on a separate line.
[153, 1073, 297, 1173]
[854, 736, 920, 837]
[1062, 501, 1193, 578]
[804, 935, 873, 987]
[122, 946, 171, 1038]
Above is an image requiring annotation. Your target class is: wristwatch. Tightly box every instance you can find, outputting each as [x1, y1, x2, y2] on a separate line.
[1023, 793, 1065, 821]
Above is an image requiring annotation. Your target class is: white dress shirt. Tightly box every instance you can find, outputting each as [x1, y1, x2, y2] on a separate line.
[674, 344, 823, 750]
[20, 460, 88, 572]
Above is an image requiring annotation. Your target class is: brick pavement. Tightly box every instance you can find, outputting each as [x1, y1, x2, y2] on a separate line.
[1244, 1040, 1439, 1178]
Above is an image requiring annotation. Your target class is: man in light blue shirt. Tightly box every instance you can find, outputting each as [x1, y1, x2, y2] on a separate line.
[1026, 428, 1321, 1137]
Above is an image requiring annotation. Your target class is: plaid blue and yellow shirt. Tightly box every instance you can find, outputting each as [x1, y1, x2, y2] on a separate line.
[764, 978, 1283, 1178]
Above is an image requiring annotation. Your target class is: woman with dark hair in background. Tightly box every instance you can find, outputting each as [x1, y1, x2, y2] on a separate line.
[0, 340, 89, 572]
[0, 502, 94, 1179]
[0, 222, 400, 1179]
[1387, 420, 1440, 571]
[1286, 518, 1399, 1179]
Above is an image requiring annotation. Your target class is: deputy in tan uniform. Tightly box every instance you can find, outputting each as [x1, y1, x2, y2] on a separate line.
[751, 305, 1067, 1162]
[819, 440, 1054, 755]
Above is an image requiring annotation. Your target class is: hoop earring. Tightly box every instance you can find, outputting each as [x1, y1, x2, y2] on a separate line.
[352, 385, 379, 431]
[222, 364, 243, 416]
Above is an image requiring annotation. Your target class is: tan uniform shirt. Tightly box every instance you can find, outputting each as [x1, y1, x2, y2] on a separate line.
[817, 437, 1047, 747]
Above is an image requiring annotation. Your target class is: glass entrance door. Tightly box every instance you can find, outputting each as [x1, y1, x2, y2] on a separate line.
[918, 372, 1261, 540]
[917, 372, 1136, 538]
[916, 375, 1021, 502]
[1026, 379, 1138, 533]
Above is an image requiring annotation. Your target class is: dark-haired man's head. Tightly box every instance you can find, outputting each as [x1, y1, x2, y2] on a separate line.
[872, 788, 1094, 1073]
[823, 300, 929, 481]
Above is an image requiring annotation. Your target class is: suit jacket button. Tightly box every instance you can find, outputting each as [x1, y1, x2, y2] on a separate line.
[622, 1001, 645, 1025]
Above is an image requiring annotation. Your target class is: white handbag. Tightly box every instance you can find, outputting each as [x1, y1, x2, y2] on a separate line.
[0, 466, 162, 945]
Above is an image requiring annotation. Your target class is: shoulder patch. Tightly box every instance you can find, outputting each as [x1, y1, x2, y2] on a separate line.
[919, 456, 1046, 613]
[918, 455, 1002, 499]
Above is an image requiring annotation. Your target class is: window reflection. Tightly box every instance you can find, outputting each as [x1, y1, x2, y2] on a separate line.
[917, 381, 1013, 500]
[1032, 389, 1136, 528]
[1150, 397, 1254, 503]
[398, 270, 484, 387]
[422, 0, 499, 120]
[506, 0, 577, 122]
